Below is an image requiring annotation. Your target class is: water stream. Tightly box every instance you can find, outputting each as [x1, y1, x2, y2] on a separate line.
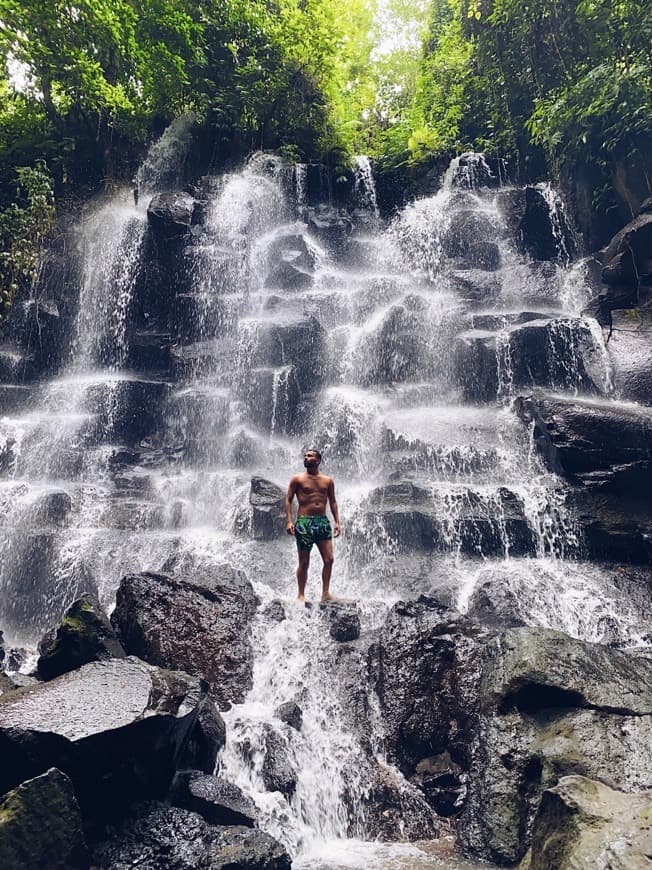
[0, 145, 643, 866]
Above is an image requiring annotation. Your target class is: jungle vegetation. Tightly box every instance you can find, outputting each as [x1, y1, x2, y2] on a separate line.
[0, 0, 650, 316]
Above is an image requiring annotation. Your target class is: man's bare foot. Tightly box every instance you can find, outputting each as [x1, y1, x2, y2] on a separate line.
[320, 593, 352, 604]
[296, 595, 312, 607]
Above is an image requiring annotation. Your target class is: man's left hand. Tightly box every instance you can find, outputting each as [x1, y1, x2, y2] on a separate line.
[333, 523, 341, 537]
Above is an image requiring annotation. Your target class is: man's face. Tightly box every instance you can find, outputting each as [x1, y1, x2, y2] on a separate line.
[303, 451, 320, 469]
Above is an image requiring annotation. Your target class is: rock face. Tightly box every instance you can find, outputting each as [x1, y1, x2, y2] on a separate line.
[0, 657, 207, 811]
[321, 602, 361, 642]
[37, 594, 125, 681]
[92, 803, 292, 870]
[249, 476, 286, 540]
[111, 568, 257, 710]
[601, 210, 652, 288]
[170, 772, 257, 827]
[363, 481, 536, 557]
[0, 768, 88, 869]
[177, 698, 226, 774]
[147, 192, 196, 239]
[522, 776, 652, 869]
[498, 186, 575, 261]
[373, 599, 652, 865]
[516, 394, 652, 563]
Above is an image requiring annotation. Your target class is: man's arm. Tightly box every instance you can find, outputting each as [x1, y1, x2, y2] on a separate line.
[328, 479, 341, 537]
[285, 477, 298, 535]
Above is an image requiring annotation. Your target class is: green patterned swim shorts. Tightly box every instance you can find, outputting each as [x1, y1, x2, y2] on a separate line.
[294, 515, 332, 551]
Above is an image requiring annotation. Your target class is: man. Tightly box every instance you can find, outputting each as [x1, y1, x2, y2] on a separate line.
[285, 449, 341, 603]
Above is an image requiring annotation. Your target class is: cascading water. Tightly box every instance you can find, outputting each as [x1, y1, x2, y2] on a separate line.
[1, 135, 645, 867]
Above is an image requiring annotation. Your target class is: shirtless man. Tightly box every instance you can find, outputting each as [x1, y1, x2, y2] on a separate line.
[285, 449, 341, 603]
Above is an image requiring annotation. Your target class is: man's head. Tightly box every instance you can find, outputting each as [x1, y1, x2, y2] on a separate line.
[303, 448, 322, 470]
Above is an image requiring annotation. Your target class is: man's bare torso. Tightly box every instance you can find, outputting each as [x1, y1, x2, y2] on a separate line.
[291, 471, 333, 517]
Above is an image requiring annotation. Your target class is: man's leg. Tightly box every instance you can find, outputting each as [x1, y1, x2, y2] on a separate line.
[315, 538, 334, 601]
[296, 550, 311, 602]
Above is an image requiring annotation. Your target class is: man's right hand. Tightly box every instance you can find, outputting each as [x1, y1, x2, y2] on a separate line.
[286, 523, 295, 536]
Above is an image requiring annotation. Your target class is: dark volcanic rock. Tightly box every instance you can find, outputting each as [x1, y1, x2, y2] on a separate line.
[92, 803, 291, 869]
[249, 476, 286, 540]
[256, 725, 297, 797]
[0, 768, 88, 869]
[607, 308, 652, 404]
[111, 568, 257, 710]
[521, 775, 652, 870]
[364, 481, 536, 557]
[170, 771, 257, 827]
[601, 211, 652, 287]
[177, 698, 226, 773]
[37, 594, 125, 681]
[454, 317, 605, 402]
[275, 701, 302, 731]
[265, 233, 317, 290]
[360, 759, 439, 841]
[147, 192, 196, 239]
[461, 628, 652, 864]
[374, 600, 652, 865]
[516, 394, 652, 563]
[0, 658, 207, 811]
[498, 186, 575, 261]
[321, 602, 361, 642]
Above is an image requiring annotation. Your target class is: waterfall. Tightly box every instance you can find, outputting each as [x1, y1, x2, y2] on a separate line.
[0, 137, 643, 867]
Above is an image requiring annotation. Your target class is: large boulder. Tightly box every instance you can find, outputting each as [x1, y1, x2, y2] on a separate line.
[454, 317, 606, 402]
[264, 233, 317, 290]
[249, 477, 286, 540]
[177, 698, 226, 774]
[92, 803, 291, 869]
[0, 768, 88, 869]
[361, 482, 536, 558]
[461, 628, 652, 864]
[601, 211, 652, 288]
[0, 658, 208, 812]
[147, 192, 196, 239]
[170, 772, 257, 827]
[606, 308, 652, 404]
[373, 600, 652, 865]
[497, 186, 575, 262]
[515, 394, 652, 563]
[37, 594, 125, 681]
[111, 567, 257, 710]
[521, 775, 652, 869]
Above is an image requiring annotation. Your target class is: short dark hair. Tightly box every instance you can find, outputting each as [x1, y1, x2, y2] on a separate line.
[305, 448, 322, 461]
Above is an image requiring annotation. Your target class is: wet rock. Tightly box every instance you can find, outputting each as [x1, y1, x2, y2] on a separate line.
[0, 672, 15, 694]
[521, 775, 652, 870]
[248, 315, 326, 394]
[304, 206, 352, 251]
[372, 596, 483, 774]
[263, 599, 287, 623]
[84, 377, 171, 443]
[498, 186, 575, 261]
[321, 601, 361, 642]
[455, 317, 605, 402]
[92, 802, 291, 869]
[0, 657, 207, 811]
[275, 701, 303, 731]
[360, 759, 440, 841]
[37, 594, 125, 681]
[0, 532, 96, 639]
[356, 303, 430, 385]
[441, 209, 498, 262]
[601, 211, 652, 288]
[249, 476, 286, 541]
[607, 308, 652, 403]
[410, 751, 466, 817]
[364, 482, 536, 557]
[126, 329, 173, 374]
[461, 628, 652, 864]
[147, 192, 196, 239]
[468, 241, 501, 271]
[265, 233, 317, 290]
[242, 365, 302, 434]
[30, 489, 73, 526]
[467, 576, 531, 629]
[0, 628, 4, 667]
[177, 698, 226, 775]
[516, 395, 652, 563]
[170, 771, 257, 827]
[8, 297, 65, 378]
[450, 269, 502, 305]
[259, 725, 297, 797]
[0, 768, 88, 869]
[111, 568, 257, 710]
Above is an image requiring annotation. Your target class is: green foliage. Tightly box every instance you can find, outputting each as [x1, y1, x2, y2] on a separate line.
[0, 161, 54, 321]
